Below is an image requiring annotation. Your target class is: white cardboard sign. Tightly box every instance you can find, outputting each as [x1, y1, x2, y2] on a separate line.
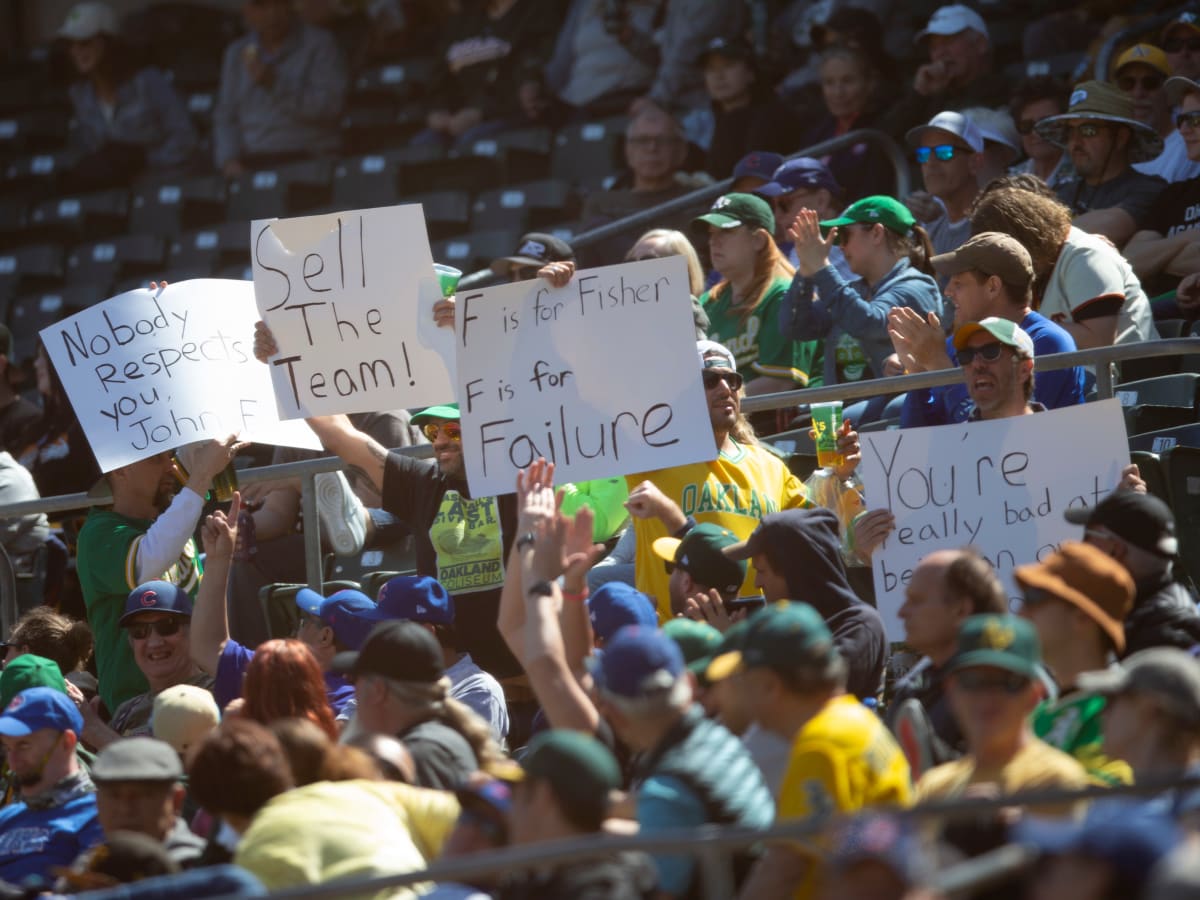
[860, 399, 1130, 639]
[251, 204, 455, 419]
[455, 257, 716, 496]
[41, 279, 320, 472]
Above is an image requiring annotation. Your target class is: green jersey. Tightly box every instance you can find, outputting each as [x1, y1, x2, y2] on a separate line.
[702, 275, 822, 387]
[76, 508, 202, 712]
[1033, 690, 1131, 786]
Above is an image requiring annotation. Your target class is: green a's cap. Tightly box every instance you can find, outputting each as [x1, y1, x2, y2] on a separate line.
[0, 654, 68, 708]
[706, 601, 834, 683]
[662, 618, 723, 675]
[652, 522, 747, 597]
[411, 403, 460, 424]
[947, 614, 1041, 680]
[819, 195, 915, 236]
[521, 729, 620, 827]
[692, 192, 775, 235]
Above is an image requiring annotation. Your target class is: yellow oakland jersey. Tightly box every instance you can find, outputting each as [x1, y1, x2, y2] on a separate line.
[627, 440, 811, 618]
[777, 695, 913, 900]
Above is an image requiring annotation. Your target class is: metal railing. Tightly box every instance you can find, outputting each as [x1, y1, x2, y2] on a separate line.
[2, 338, 1197, 597]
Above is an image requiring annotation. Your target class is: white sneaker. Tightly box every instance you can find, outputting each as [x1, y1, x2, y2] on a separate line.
[315, 472, 366, 556]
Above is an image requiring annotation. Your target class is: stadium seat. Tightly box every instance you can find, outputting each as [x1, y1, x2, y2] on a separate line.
[1126, 405, 1197, 436]
[331, 153, 402, 210]
[408, 190, 471, 239]
[7, 291, 87, 347]
[225, 158, 334, 221]
[400, 151, 500, 195]
[325, 537, 418, 588]
[466, 127, 554, 183]
[3, 150, 77, 201]
[472, 179, 577, 233]
[129, 174, 227, 237]
[552, 118, 629, 191]
[0, 244, 65, 292]
[27, 188, 129, 242]
[186, 90, 215, 133]
[352, 58, 439, 105]
[170, 221, 253, 273]
[339, 104, 424, 155]
[66, 234, 166, 287]
[258, 580, 363, 641]
[1128, 422, 1200, 453]
[1129, 450, 1169, 504]
[1161, 446, 1200, 588]
[1119, 327, 1185, 382]
[431, 229, 520, 273]
[0, 110, 69, 155]
[1116, 373, 1200, 410]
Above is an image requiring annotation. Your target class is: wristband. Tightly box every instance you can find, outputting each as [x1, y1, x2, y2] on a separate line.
[672, 516, 697, 539]
[562, 587, 589, 602]
[526, 580, 555, 598]
[516, 532, 536, 551]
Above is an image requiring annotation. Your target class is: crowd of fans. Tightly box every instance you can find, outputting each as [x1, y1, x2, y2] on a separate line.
[2, 0, 1200, 897]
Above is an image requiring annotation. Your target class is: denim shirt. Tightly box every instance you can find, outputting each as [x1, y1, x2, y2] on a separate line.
[69, 67, 197, 169]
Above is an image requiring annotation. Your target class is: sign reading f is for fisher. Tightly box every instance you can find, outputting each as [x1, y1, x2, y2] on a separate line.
[251, 204, 456, 419]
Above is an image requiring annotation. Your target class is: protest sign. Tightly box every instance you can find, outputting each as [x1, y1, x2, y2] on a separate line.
[454, 256, 715, 496]
[859, 400, 1129, 638]
[251, 204, 454, 419]
[41, 279, 320, 472]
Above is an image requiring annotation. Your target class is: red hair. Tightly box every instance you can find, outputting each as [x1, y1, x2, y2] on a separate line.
[243, 639, 337, 740]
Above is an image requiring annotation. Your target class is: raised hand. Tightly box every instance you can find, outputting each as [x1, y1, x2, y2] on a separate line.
[253, 320, 278, 362]
[201, 491, 241, 561]
[787, 208, 836, 278]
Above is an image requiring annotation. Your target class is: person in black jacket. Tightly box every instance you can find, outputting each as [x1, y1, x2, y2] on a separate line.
[1066, 491, 1200, 657]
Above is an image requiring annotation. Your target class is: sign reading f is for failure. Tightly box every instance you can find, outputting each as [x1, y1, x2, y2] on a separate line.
[251, 204, 456, 419]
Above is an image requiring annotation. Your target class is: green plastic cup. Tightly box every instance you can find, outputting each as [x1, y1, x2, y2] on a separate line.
[811, 401, 843, 469]
[434, 263, 462, 299]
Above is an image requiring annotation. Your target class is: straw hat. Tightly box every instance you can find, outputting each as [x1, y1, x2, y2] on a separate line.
[1034, 80, 1164, 163]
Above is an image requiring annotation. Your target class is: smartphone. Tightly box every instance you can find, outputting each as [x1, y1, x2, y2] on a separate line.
[723, 596, 767, 616]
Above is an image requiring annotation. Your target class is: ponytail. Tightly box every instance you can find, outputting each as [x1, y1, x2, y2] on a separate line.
[883, 224, 935, 277]
[385, 676, 507, 774]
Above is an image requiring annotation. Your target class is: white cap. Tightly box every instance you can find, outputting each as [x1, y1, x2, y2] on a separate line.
[697, 340, 737, 372]
[915, 4, 989, 43]
[58, 2, 119, 40]
[962, 106, 1021, 162]
[905, 110, 985, 154]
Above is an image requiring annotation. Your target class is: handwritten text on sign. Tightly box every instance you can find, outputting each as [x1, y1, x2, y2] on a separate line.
[41, 279, 320, 472]
[251, 204, 454, 419]
[859, 400, 1129, 639]
[455, 257, 716, 496]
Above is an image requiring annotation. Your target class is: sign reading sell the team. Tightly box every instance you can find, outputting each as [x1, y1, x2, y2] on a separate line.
[42, 279, 321, 472]
[859, 400, 1129, 639]
[456, 256, 716, 496]
[251, 204, 455, 419]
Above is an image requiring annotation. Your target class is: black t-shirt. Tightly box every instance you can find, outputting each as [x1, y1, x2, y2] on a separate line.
[499, 852, 659, 900]
[0, 397, 40, 455]
[1055, 168, 1166, 229]
[381, 452, 520, 678]
[706, 91, 806, 181]
[399, 718, 478, 791]
[1145, 174, 1200, 238]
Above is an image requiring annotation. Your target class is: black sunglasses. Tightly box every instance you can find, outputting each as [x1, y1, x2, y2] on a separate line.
[1016, 118, 1040, 135]
[1164, 38, 1200, 54]
[957, 342, 1008, 366]
[702, 370, 744, 391]
[127, 618, 183, 640]
[955, 668, 1031, 694]
[1117, 73, 1165, 93]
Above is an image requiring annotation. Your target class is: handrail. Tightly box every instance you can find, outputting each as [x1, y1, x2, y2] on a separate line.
[1095, 5, 1187, 80]
[458, 128, 911, 290]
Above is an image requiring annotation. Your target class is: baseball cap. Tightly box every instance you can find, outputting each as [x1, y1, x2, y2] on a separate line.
[92, 736, 184, 783]
[1077, 647, 1200, 729]
[691, 193, 775, 234]
[1166, 75, 1200, 106]
[819, 195, 916, 237]
[697, 339, 736, 372]
[1014, 542, 1135, 654]
[915, 4, 989, 43]
[331, 619, 444, 683]
[1064, 490, 1179, 558]
[411, 403, 460, 425]
[152, 684, 220, 756]
[732, 151, 784, 184]
[931, 232, 1034, 289]
[952, 316, 1035, 358]
[906, 110, 985, 154]
[963, 106, 1021, 162]
[294, 587, 376, 651]
[119, 581, 193, 627]
[0, 655, 67, 708]
[58, 2, 119, 41]
[1115, 43, 1171, 78]
[1163, 10, 1200, 41]
[0, 686, 84, 737]
[661, 618, 723, 675]
[489, 232, 575, 277]
[652, 523, 746, 596]
[755, 157, 842, 199]
[367, 575, 454, 626]
[706, 600, 835, 683]
[589, 626, 685, 699]
[946, 614, 1041, 680]
[698, 36, 757, 68]
[519, 729, 620, 828]
[587, 583, 658, 644]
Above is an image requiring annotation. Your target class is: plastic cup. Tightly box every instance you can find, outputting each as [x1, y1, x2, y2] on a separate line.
[812, 401, 844, 469]
[434, 263, 462, 299]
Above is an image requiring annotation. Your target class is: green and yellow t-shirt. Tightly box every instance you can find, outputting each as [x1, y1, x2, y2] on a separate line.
[1033, 690, 1132, 786]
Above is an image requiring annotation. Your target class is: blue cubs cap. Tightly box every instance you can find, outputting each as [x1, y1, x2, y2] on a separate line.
[0, 686, 84, 737]
[755, 157, 842, 198]
[589, 626, 684, 699]
[295, 588, 376, 651]
[120, 581, 194, 627]
[732, 151, 784, 184]
[367, 575, 455, 626]
[587, 583, 658, 643]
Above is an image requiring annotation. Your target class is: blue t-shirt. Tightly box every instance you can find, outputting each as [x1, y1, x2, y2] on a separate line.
[901, 310, 1086, 427]
[0, 794, 102, 885]
[637, 774, 709, 895]
[214, 639, 355, 717]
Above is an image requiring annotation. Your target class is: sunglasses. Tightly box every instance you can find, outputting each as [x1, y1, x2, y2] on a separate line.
[955, 668, 1031, 694]
[1064, 123, 1105, 140]
[835, 224, 872, 246]
[702, 369, 744, 391]
[1164, 38, 1200, 54]
[1117, 73, 1165, 92]
[1176, 111, 1200, 131]
[914, 144, 965, 164]
[956, 342, 1008, 366]
[1016, 118, 1040, 135]
[422, 422, 462, 442]
[127, 618, 183, 640]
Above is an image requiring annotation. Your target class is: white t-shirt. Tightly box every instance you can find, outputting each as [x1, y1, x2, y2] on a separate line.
[1040, 227, 1157, 344]
[1134, 129, 1200, 184]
